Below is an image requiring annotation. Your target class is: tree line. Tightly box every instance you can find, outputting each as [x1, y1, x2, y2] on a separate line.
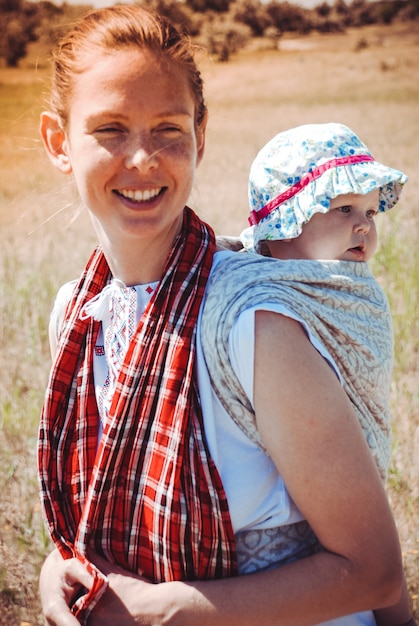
[1, 0, 418, 66]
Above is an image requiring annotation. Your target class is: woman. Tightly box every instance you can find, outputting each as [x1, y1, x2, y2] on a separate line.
[38, 6, 403, 625]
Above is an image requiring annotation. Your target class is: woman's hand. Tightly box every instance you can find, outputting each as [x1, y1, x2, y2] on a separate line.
[87, 553, 169, 626]
[40, 550, 162, 626]
[40, 548, 94, 626]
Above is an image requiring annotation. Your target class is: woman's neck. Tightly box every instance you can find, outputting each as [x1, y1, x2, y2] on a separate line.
[101, 232, 177, 287]
[93, 217, 183, 287]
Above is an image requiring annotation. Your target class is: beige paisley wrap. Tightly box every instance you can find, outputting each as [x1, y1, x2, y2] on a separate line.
[201, 254, 393, 481]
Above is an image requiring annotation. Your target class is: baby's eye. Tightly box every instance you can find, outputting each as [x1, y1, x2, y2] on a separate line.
[336, 205, 351, 214]
[366, 209, 378, 219]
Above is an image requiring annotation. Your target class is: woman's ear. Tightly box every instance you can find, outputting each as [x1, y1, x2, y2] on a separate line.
[195, 111, 207, 167]
[40, 112, 72, 174]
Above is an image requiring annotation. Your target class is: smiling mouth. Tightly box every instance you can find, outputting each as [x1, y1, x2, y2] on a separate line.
[117, 188, 163, 202]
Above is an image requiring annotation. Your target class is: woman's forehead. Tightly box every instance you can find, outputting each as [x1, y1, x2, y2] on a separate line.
[69, 48, 192, 107]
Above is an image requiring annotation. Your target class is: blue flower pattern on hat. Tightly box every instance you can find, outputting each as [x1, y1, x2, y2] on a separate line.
[242, 123, 408, 252]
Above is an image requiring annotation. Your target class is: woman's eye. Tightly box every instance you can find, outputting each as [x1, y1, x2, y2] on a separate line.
[95, 126, 122, 134]
[158, 125, 182, 135]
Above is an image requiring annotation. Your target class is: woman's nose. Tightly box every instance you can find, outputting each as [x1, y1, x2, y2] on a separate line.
[125, 136, 158, 172]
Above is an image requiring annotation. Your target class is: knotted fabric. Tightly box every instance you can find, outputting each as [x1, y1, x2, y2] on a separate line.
[80, 279, 140, 421]
[201, 254, 393, 481]
[38, 207, 237, 624]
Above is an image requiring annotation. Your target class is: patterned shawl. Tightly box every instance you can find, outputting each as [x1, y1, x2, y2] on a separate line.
[201, 253, 393, 481]
[38, 207, 236, 624]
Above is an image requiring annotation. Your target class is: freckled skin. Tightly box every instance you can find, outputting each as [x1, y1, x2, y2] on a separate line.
[49, 47, 205, 274]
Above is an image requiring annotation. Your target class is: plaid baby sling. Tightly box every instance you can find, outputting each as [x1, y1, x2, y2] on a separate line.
[38, 207, 237, 623]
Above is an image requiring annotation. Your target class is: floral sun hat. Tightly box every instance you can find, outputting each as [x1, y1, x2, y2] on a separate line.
[241, 123, 408, 252]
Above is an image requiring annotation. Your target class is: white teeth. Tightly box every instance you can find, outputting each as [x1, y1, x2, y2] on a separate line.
[119, 188, 161, 201]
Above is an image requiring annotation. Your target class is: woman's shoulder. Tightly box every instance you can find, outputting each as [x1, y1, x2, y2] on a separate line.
[50, 279, 78, 340]
[55, 279, 78, 301]
[52, 280, 78, 315]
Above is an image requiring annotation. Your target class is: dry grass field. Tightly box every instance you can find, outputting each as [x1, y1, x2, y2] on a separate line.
[0, 19, 418, 625]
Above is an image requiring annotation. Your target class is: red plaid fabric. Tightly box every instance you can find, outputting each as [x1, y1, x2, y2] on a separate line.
[38, 207, 237, 622]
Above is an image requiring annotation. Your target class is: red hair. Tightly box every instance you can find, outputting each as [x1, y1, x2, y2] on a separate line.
[49, 5, 207, 129]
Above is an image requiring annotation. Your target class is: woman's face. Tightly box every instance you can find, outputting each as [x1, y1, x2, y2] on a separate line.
[57, 47, 205, 248]
[269, 190, 379, 262]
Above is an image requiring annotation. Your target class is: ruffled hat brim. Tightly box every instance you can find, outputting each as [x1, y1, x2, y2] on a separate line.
[242, 123, 408, 252]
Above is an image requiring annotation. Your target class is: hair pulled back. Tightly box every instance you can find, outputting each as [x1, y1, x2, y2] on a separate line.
[49, 5, 207, 129]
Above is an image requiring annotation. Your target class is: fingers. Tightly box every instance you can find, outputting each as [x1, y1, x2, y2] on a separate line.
[62, 557, 95, 592]
[40, 549, 95, 626]
[43, 603, 81, 626]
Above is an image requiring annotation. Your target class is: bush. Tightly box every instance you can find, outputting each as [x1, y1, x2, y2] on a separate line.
[144, 0, 199, 34]
[199, 13, 252, 60]
[229, 0, 273, 36]
[266, 1, 312, 34]
[0, 0, 41, 67]
[186, 0, 232, 14]
[376, 0, 403, 23]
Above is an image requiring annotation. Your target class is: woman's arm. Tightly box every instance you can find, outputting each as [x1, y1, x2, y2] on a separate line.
[41, 312, 404, 626]
[374, 580, 415, 626]
[250, 311, 404, 621]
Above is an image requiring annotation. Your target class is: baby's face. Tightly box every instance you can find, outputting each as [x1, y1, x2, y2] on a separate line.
[268, 189, 379, 263]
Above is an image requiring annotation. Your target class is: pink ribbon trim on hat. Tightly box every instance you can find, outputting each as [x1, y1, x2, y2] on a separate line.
[248, 154, 375, 226]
